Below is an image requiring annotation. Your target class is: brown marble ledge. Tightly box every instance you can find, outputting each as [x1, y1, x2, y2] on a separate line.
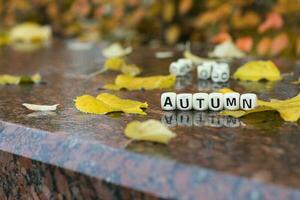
[0, 41, 300, 199]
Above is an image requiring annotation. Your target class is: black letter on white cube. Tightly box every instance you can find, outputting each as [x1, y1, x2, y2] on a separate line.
[197, 63, 213, 80]
[161, 92, 177, 110]
[208, 93, 224, 111]
[170, 62, 186, 76]
[176, 93, 193, 111]
[224, 92, 240, 110]
[240, 93, 257, 110]
[211, 63, 230, 83]
[193, 93, 209, 111]
[178, 58, 193, 72]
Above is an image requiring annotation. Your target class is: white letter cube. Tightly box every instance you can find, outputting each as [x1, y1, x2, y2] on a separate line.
[211, 63, 230, 82]
[178, 58, 193, 72]
[161, 92, 177, 111]
[197, 61, 215, 80]
[169, 62, 187, 76]
[192, 93, 209, 111]
[208, 93, 224, 111]
[224, 92, 240, 110]
[176, 93, 193, 111]
[240, 93, 257, 110]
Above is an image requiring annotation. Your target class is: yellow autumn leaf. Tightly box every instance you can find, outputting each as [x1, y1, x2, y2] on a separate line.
[124, 120, 176, 144]
[102, 43, 132, 58]
[0, 73, 41, 85]
[221, 106, 273, 118]
[221, 93, 300, 122]
[21, 73, 42, 84]
[75, 93, 148, 115]
[75, 95, 113, 114]
[104, 74, 176, 91]
[96, 93, 148, 115]
[0, 75, 20, 84]
[233, 60, 282, 81]
[104, 57, 125, 71]
[258, 94, 300, 122]
[218, 87, 235, 94]
[0, 33, 10, 46]
[120, 64, 142, 76]
[104, 57, 142, 76]
[155, 51, 174, 59]
[292, 78, 300, 84]
[10, 22, 51, 44]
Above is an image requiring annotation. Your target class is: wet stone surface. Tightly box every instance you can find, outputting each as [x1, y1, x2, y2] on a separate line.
[1, 41, 300, 199]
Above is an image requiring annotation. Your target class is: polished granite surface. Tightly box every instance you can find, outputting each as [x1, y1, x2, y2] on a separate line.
[1, 41, 300, 199]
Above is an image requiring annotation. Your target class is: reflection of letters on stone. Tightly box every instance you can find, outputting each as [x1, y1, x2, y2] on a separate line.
[198, 79, 229, 92]
[175, 74, 193, 90]
[161, 111, 241, 128]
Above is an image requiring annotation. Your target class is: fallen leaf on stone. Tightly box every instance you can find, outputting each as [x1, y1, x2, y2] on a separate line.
[75, 93, 148, 115]
[104, 57, 141, 76]
[238, 81, 277, 93]
[22, 103, 59, 111]
[221, 106, 272, 118]
[258, 95, 300, 122]
[0, 33, 10, 46]
[292, 78, 300, 84]
[218, 87, 235, 94]
[233, 61, 282, 81]
[102, 43, 132, 58]
[96, 93, 148, 115]
[124, 119, 176, 144]
[209, 40, 245, 59]
[75, 95, 112, 114]
[221, 93, 300, 122]
[218, 87, 273, 118]
[0, 73, 41, 85]
[104, 74, 176, 91]
[0, 75, 20, 85]
[10, 22, 51, 45]
[104, 57, 126, 71]
[120, 64, 142, 76]
[155, 51, 174, 59]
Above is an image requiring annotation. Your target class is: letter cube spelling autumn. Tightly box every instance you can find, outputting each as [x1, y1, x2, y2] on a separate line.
[161, 92, 177, 110]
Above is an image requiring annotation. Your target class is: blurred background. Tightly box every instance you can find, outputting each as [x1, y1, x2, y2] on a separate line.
[0, 0, 300, 57]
